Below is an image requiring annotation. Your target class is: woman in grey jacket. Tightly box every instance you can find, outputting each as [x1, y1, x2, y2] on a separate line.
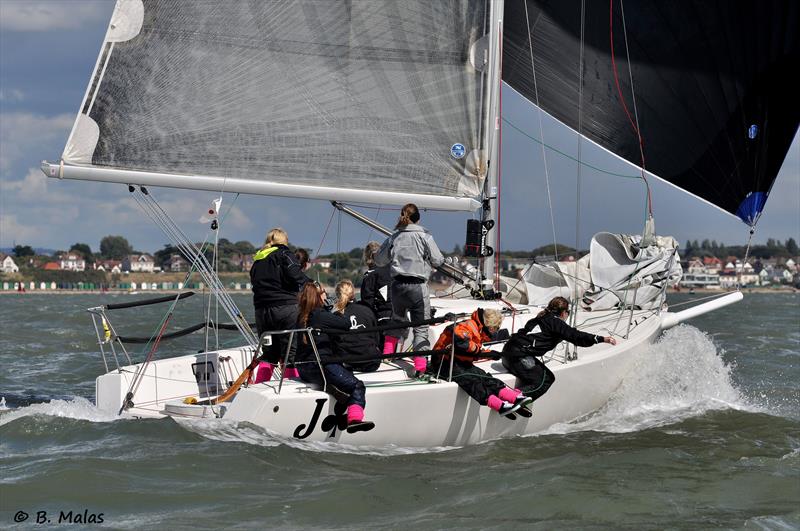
[375, 203, 444, 377]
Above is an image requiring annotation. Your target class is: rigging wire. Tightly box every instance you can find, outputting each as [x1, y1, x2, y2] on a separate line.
[569, 0, 587, 357]
[610, 0, 653, 218]
[494, 17, 504, 289]
[314, 208, 337, 260]
[130, 189, 256, 346]
[736, 228, 756, 290]
[523, 1, 560, 261]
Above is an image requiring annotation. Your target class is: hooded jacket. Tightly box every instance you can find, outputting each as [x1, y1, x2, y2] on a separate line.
[433, 309, 493, 364]
[250, 244, 310, 309]
[374, 223, 444, 280]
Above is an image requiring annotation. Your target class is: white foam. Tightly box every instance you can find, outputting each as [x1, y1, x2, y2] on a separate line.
[0, 397, 123, 427]
[544, 325, 754, 435]
[173, 416, 455, 455]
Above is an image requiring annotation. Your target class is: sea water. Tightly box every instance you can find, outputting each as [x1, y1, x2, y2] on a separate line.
[1, 292, 798, 529]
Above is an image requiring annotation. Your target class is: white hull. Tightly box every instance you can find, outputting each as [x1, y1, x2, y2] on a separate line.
[95, 294, 742, 447]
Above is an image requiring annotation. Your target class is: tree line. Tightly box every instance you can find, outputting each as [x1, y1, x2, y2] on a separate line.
[10, 235, 798, 269]
[683, 237, 798, 260]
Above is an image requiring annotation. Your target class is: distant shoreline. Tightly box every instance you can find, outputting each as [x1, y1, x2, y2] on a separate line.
[1, 286, 797, 296]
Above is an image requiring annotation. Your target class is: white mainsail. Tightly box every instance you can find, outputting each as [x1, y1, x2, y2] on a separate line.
[45, 0, 493, 210]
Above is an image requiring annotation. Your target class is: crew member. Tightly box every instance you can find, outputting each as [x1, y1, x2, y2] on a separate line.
[296, 282, 374, 433]
[502, 296, 617, 402]
[250, 228, 310, 374]
[332, 279, 382, 372]
[361, 241, 399, 355]
[375, 203, 444, 377]
[432, 308, 533, 418]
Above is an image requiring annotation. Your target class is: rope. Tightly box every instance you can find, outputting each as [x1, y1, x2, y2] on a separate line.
[130, 188, 256, 346]
[610, 0, 653, 217]
[120, 292, 184, 413]
[736, 228, 756, 289]
[570, 0, 588, 355]
[524, 2, 559, 261]
[313, 208, 336, 260]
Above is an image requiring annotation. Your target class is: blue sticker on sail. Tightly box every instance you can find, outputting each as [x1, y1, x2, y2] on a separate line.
[748, 124, 758, 140]
[450, 143, 466, 159]
[735, 191, 768, 226]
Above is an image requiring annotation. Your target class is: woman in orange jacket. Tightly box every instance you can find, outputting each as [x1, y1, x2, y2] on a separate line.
[432, 308, 532, 418]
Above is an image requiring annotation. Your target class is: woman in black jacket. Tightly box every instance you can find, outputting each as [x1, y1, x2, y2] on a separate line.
[361, 241, 399, 354]
[502, 297, 617, 402]
[296, 282, 374, 433]
[333, 280, 382, 372]
[250, 228, 310, 367]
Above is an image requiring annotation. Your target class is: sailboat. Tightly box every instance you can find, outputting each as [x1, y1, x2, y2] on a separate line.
[41, 0, 797, 447]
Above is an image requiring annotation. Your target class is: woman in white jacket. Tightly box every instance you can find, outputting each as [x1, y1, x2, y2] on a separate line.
[375, 203, 444, 377]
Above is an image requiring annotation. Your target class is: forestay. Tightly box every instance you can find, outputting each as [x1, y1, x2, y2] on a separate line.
[59, 0, 491, 208]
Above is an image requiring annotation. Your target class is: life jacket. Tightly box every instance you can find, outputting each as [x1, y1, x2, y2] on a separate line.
[433, 309, 492, 363]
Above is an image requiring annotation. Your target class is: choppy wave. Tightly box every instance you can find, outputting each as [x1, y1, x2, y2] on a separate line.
[0, 396, 123, 427]
[544, 325, 753, 435]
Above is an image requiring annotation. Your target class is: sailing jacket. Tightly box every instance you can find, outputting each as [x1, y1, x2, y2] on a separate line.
[250, 244, 310, 309]
[374, 223, 444, 280]
[360, 266, 393, 320]
[333, 301, 381, 362]
[296, 308, 350, 364]
[502, 312, 602, 359]
[433, 309, 493, 364]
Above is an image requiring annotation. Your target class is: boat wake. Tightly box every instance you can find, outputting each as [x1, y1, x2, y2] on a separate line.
[0, 396, 122, 427]
[172, 416, 456, 456]
[544, 325, 753, 435]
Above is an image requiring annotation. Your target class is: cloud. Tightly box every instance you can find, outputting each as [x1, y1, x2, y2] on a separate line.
[3, 167, 48, 200]
[0, 212, 40, 243]
[0, 89, 25, 102]
[0, 112, 73, 172]
[0, 0, 112, 32]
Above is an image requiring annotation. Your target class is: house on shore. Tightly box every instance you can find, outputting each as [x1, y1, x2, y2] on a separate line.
[95, 260, 122, 274]
[165, 254, 189, 272]
[0, 253, 19, 273]
[123, 254, 155, 273]
[57, 253, 86, 272]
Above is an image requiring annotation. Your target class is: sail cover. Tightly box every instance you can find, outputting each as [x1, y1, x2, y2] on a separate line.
[63, 0, 489, 203]
[503, 1, 799, 225]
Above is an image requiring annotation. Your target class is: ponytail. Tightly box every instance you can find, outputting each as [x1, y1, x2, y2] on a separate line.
[395, 203, 420, 229]
[538, 296, 570, 317]
[333, 279, 354, 314]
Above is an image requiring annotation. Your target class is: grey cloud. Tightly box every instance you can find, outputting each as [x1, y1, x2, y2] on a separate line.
[0, 0, 112, 32]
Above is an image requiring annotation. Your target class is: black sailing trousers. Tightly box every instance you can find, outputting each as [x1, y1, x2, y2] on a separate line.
[501, 355, 555, 402]
[255, 304, 299, 365]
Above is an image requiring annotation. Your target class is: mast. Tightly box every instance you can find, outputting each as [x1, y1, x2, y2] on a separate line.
[480, 0, 504, 296]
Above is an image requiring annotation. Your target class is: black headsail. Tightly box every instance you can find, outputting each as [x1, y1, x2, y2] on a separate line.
[503, 0, 799, 226]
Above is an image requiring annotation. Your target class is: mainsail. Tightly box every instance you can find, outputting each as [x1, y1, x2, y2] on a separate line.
[48, 0, 492, 210]
[504, 0, 799, 225]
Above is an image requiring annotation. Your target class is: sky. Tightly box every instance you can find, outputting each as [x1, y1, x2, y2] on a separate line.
[1, 0, 798, 257]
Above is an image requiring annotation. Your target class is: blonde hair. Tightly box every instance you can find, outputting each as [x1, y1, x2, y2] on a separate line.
[482, 308, 503, 329]
[333, 279, 355, 313]
[264, 228, 288, 247]
[363, 241, 381, 268]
